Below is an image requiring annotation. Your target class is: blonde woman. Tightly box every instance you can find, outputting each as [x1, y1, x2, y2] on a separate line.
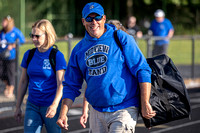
[14, 19, 66, 133]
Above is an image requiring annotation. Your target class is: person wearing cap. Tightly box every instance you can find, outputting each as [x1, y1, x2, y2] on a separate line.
[79, 19, 129, 129]
[149, 9, 174, 56]
[57, 2, 156, 132]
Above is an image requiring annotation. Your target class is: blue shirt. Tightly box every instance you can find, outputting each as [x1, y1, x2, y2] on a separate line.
[21, 47, 67, 106]
[150, 18, 174, 45]
[62, 24, 151, 112]
[0, 27, 25, 60]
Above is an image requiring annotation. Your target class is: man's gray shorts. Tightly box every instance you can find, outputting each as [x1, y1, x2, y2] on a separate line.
[89, 106, 139, 133]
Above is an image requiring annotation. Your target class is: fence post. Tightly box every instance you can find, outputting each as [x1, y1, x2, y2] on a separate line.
[146, 36, 153, 58]
[191, 36, 195, 79]
[15, 40, 20, 98]
[67, 33, 73, 61]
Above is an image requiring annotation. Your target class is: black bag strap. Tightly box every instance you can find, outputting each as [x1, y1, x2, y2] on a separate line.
[114, 30, 123, 51]
[27, 45, 58, 74]
[27, 48, 36, 67]
[49, 47, 58, 74]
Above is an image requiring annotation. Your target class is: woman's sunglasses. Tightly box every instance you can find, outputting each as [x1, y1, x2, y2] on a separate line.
[85, 15, 103, 22]
[29, 33, 45, 39]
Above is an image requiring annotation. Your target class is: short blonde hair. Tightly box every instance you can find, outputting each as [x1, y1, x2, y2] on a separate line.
[32, 19, 57, 49]
[3, 16, 15, 33]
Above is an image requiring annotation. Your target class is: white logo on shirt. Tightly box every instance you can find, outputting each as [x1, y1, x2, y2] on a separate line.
[11, 33, 15, 38]
[160, 24, 165, 30]
[0, 40, 7, 48]
[43, 59, 51, 69]
[85, 44, 109, 76]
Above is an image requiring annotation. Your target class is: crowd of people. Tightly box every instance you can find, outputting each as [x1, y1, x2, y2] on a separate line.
[0, 2, 175, 133]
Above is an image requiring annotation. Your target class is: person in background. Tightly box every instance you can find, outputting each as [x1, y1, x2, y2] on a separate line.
[0, 15, 25, 98]
[80, 19, 129, 129]
[57, 2, 155, 133]
[107, 19, 129, 33]
[126, 16, 143, 38]
[149, 9, 174, 56]
[14, 19, 66, 133]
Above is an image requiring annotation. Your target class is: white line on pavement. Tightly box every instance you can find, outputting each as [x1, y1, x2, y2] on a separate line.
[191, 104, 200, 109]
[0, 126, 24, 133]
[68, 108, 82, 115]
[1, 103, 200, 133]
[0, 107, 12, 113]
[68, 128, 90, 133]
[150, 119, 200, 133]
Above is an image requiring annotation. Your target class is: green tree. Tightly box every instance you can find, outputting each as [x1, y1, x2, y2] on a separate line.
[1, 0, 200, 37]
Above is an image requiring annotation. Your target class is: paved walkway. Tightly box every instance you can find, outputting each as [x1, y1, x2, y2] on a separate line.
[0, 78, 199, 120]
[0, 87, 199, 133]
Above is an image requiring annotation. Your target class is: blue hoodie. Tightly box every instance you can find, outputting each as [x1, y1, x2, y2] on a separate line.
[63, 24, 151, 112]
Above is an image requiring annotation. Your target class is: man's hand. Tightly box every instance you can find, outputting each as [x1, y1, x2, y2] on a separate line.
[141, 102, 156, 119]
[56, 115, 69, 130]
[139, 82, 156, 119]
[56, 98, 73, 130]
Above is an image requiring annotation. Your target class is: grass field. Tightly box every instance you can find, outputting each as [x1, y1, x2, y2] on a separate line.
[134, 39, 200, 65]
[19, 38, 200, 65]
[19, 40, 79, 63]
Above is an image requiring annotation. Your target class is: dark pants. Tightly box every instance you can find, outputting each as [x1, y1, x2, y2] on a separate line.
[152, 44, 169, 57]
[0, 59, 15, 86]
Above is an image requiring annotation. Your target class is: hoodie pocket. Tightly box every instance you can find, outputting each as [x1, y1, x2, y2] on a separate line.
[86, 77, 127, 107]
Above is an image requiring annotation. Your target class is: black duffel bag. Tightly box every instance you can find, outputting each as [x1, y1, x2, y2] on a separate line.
[141, 54, 191, 128]
[113, 31, 191, 128]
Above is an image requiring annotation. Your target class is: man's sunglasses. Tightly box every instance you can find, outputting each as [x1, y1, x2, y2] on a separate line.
[85, 15, 103, 22]
[29, 33, 45, 39]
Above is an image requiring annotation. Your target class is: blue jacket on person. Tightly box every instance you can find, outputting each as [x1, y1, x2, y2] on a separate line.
[0, 27, 25, 60]
[150, 18, 174, 45]
[62, 24, 152, 112]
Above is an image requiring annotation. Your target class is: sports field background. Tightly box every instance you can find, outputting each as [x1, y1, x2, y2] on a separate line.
[19, 37, 200, 65]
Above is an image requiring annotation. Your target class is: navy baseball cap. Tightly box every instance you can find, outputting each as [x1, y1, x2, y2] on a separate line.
[82, 2, 104, 19]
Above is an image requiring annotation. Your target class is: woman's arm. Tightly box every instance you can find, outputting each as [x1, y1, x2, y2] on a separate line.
[14, 68, 29, 122]
[46, 69, 65, 118]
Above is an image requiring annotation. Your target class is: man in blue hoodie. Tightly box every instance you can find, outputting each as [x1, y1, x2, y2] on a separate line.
[57, 2, 156, 132]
